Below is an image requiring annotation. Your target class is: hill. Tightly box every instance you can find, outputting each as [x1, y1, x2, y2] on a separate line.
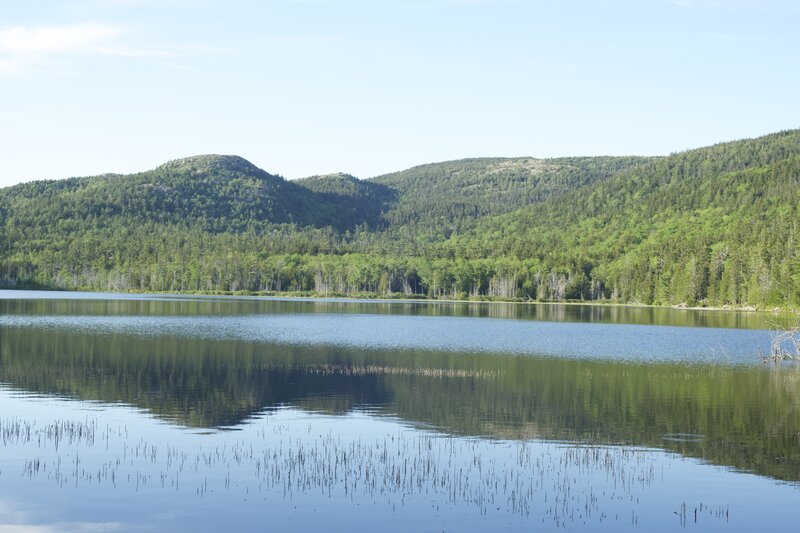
[0, 130, 798, 307]
[0, 155, 394, 234]
[438, 130, 800, 304]
[293, 172, 394, 230]
[372, 156, 647, 235]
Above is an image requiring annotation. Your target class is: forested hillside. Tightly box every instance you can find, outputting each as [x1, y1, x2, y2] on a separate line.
[1, 130, 798, 307]
[435, 130, 800, 305]
[372, 156, 647, 238]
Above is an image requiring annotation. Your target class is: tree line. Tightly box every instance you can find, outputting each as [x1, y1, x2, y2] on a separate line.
[1, 130, 799, 307]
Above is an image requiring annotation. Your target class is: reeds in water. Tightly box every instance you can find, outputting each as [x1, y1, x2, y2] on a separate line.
[0, 414, 733, 529]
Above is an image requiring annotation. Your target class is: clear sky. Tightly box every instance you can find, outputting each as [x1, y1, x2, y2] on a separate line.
[1, 0, 798, 186]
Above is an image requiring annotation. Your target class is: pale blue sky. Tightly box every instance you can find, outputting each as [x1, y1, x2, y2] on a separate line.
[1, 0, 798, 185]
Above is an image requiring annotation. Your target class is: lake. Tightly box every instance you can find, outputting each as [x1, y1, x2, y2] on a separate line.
[0, 290, 798, 531]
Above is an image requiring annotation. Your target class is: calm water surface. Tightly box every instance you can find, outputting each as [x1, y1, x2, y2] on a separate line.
[0, 291, 798, 531]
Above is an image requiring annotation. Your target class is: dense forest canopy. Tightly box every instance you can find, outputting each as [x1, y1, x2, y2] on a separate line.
[1, 130, 799, 307]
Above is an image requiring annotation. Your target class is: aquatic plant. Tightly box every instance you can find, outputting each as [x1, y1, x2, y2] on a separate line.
[0, 414, 735, 529]
[763, 327, 800, 363]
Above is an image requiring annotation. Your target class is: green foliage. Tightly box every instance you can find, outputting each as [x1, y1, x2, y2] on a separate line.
[372, 156, 646, 240]
[294, 172, 395, 230]
[1, 131, 799, 306]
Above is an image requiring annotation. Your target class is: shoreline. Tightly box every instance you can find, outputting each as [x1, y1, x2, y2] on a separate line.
[1, 286, 795, 315]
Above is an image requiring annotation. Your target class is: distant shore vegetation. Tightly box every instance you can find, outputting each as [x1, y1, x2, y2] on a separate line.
[1, 130, 798, 308]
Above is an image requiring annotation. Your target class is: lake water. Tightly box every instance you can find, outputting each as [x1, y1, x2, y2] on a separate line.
[0, 290, 798, 531]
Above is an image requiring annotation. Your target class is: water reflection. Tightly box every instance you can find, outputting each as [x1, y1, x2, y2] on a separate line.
[1, 325, 798, 482]
[2, 292, 800, 531]
[1, 396, 758, 533]
[0, 289, 792, 329]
